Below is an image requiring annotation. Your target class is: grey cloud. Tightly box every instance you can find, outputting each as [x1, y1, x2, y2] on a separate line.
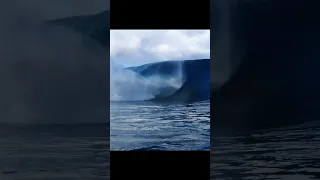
[110, 30, 210, 67]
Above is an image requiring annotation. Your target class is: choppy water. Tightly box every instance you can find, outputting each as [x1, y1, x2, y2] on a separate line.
[110, 100, 210, 150]
[0, 124, 109, 180]
[211, 120, 320, 180]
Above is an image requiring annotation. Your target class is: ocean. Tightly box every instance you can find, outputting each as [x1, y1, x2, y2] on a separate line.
[110, 100, 210, 150]
[0, 124, 109, 180]
[211, 120, 320, 180]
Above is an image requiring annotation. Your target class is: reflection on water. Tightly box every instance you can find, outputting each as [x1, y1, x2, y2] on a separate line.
[110, 100, 210, 150]
[0, 124, 109, 180]
[211, 121, 320, 180]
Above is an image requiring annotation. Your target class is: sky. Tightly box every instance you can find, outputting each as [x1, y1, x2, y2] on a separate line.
[110, 30, 210, 67]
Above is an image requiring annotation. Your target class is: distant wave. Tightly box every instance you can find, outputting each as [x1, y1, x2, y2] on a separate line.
[110, 59, 210, 103]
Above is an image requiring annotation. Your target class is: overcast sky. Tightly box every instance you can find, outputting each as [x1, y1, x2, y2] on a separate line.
[110, 30, 210, 67]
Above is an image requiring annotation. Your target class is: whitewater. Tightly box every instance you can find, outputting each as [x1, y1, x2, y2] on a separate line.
[110, 60, 185, 102]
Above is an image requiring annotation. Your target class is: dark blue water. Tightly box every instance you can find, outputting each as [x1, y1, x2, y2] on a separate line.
[110, 100, 210, 150]
[211, 121, 320, 180]
[0, 125, 109, 180]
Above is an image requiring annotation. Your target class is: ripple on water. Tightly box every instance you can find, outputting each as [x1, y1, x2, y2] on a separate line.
[110, 100, 210, 150]
[0, 125, 109, 180]
[211, 121, 320, 180]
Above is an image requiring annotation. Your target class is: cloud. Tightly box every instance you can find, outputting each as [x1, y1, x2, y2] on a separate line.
[110, 30, 210, 67]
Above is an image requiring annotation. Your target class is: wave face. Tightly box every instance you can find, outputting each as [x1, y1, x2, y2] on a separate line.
[111, 59, 210, 103]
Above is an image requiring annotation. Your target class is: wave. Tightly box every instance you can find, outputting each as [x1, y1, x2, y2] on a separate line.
[111, 59, 210, 103]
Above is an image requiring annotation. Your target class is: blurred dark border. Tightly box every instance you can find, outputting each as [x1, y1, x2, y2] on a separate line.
[210, 0, 320, 179]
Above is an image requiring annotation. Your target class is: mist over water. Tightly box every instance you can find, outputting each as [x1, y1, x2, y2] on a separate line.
[110, 60, 185, 101]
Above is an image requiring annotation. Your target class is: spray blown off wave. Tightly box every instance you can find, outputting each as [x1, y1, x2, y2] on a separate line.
[110, 60, 185, 101]
[111, 59, 210, 103]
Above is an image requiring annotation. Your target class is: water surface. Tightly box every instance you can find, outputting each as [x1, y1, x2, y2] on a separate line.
[0, 124, 109, 180]
[110, 100, 210, 150]
[211, 121, 320, 180]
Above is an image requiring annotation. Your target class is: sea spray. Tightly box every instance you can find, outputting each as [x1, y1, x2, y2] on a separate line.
[110, 60, 185, 101]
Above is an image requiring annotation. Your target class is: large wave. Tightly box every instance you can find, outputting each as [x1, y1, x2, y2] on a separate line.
[110, 59, 210, 103]
[110, 60, 185, 101]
